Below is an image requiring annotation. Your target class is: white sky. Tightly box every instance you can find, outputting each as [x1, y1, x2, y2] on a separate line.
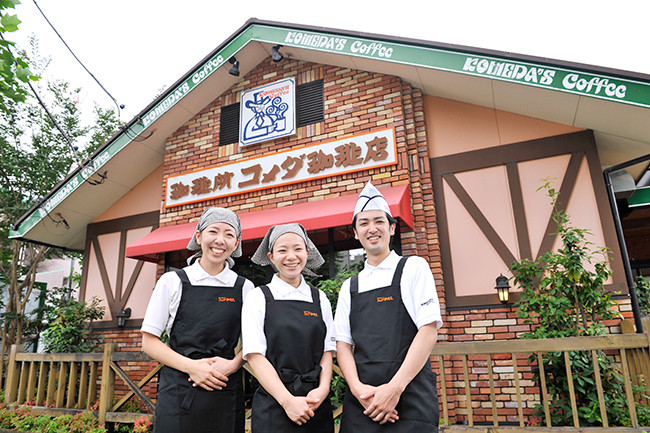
[10, 0, 650, 124]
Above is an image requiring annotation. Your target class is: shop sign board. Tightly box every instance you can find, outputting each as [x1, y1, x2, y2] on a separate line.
[165, 127, 397, 208]
[240, 77, 296, 146]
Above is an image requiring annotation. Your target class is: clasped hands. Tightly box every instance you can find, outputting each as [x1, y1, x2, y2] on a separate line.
[281, 387, 327, 426]
[355, 382, 402, 425]
[187, 356, 238, 391]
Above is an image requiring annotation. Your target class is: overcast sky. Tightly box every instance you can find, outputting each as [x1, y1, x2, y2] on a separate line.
[10, 0, 650, 124]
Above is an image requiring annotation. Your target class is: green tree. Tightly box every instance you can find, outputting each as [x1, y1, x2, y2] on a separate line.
[0, 37, 121, 368]
[0, 0, 38, 112]
[510, 180, 650, 426]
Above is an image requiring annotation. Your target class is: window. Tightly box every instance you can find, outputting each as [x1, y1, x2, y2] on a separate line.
[219, 103, 240, 145]
[296, 79, 324, 127]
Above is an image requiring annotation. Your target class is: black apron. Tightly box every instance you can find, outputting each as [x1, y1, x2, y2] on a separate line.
[154, 269, 246, 433]
[340, 257, 439, 433]
[251, 285, 334, 433]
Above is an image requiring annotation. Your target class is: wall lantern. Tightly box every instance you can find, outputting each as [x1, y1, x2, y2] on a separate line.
[271, 45, 284, 62]
[116, 307, 132, 328]
[495, 274, 510, 304]
[228, 57, 240, 76]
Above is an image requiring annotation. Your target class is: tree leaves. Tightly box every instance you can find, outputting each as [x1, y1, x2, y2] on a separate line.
[0, 2, 37, 112]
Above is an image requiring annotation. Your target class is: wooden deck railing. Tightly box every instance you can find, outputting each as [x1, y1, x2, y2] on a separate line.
[431, 317, 650, 430]
[3, 317, 649, 431]
[3, 343, 159, 426]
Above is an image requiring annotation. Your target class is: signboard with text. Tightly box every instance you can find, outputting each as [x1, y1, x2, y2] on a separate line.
[240, 77, 296, 146]
[165, 127, 397, 208]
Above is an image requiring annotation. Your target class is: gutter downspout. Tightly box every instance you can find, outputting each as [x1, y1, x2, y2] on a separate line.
[603, 152, 650, 334]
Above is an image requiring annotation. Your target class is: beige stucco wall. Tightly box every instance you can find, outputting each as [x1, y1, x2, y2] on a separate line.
[424, 96, 581, 158]
[423, 96, 614, 299]
[84, 166, 162, 321]
[94, 166, 163, 222]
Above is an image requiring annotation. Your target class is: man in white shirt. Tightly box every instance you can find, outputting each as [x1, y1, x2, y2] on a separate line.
[334, 182, 442, 432]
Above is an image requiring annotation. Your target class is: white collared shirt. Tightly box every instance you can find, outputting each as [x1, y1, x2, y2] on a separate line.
[241, 274, 336, 360]
[334, 251, 443, 346]
[141, 261, 255, 337]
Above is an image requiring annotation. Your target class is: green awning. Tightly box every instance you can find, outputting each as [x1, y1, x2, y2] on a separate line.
[628, 187, 650, 207]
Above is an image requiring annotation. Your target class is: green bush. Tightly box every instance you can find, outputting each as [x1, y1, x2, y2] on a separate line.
[0, 404, 107, 433]
[637, 275, 650, 316]
[39, 287, 105, 353]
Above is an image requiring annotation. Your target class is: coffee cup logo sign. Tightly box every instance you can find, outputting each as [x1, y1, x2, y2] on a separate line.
[165, 127, 397, 208]
[240, 78, 296, 146]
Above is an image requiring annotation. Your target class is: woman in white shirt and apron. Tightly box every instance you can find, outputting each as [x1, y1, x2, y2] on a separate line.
[141, 207, 254, 433]
[242, 223, 335, 433]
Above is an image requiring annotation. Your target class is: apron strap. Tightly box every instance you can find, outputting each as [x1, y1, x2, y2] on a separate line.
[175, 269, 191, 286]
[309, 286, 320, 306]
[234, 275, 245, 291]
[260, 285, 274, 301]
[350, 275, 359, 295]
[391, 256, 409, 287]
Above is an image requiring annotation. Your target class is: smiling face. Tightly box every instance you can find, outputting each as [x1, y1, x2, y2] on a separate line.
[267, 232, 308, 287]
[195, 222, 240, 275]
[353, 210, 396, 266]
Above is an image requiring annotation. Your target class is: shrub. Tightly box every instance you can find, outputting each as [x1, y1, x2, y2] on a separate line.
[636, 275, 650, 316]
[510, 181, 650, 427]
[40, 287, 105, 353]
[0, 405, 107, 432]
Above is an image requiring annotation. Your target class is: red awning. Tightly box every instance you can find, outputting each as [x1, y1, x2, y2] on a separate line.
[126, 184, 412, 262]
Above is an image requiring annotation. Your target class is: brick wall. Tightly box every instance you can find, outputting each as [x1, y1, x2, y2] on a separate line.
[95, 329, 159, 406]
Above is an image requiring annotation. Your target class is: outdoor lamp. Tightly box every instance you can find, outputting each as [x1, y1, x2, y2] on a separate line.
[116, 307, 131, 328]
[271, 45, 284, 62]
[495, 274, 510, 304]
[228, 57, 240, 76]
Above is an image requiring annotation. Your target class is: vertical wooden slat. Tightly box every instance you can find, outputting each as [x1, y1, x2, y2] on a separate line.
[67, 362, 78, 408]
[511, 353, 524, 427]
[591, 350, 608, 428]
[56, 362, 68, 407]
[17, 361, 29, 404]
[619, 350, 638, 428]
[642, 347, 650, 405]
[563, 351, 579, 428]
[462, 354, 473, 426]
[438, 355, 449, 426]
[99, 343, 116, 425]
[26, 362, 38, 403]
[487, 354, 498, 426]
[88, 362, 98, 409]
[537, 352, 552, 428]
[643, 316, 650, 404]
[36, 361, 48, 406]
[46, 362, 57, 406]
[78, 362, 89, 409]
[4, 344, 20, 403]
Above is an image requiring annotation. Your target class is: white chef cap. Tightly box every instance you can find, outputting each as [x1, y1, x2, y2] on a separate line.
[353, 181, 392, 218]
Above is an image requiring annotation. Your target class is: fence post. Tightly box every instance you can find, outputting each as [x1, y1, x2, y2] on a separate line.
[98, 343, 116, 425]
[4, 344, 22, 404]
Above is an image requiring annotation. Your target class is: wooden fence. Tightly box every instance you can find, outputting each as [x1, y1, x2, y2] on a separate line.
[432, 319, 650, 430]
[3, 343, 159, 425]
[2, 317, 649, 431]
